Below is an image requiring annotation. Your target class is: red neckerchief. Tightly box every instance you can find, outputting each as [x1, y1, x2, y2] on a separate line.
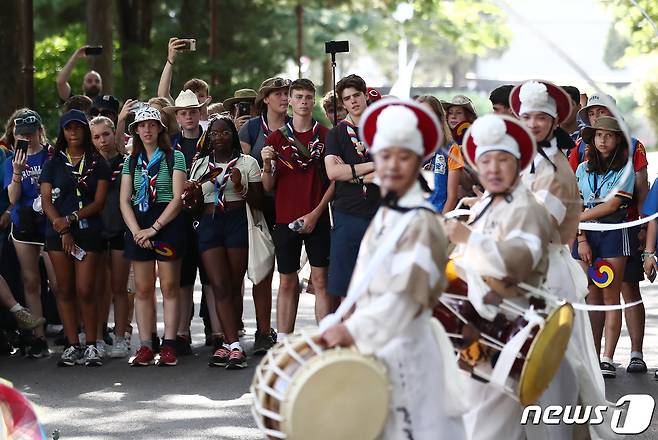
[279, 121, 323, 170]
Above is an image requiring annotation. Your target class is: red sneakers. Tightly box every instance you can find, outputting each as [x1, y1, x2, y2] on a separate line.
[226, 349, 247, 370]
[157, 345, 178, 366]
[209, 346, 230, 368]
[130, 346, 155, 367]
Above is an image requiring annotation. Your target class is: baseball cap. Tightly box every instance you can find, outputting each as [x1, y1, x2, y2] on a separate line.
[14, 110, 42, 136]
[60, 110, 89, 129]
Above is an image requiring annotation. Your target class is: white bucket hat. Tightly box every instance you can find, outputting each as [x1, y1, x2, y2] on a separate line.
[166, 89, 211, 112]
[128, 106, 167, 134]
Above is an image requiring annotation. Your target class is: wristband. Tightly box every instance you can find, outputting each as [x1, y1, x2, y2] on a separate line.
[154, 219, 163, 229]
[350, 164, 358, 181]
[167, 58, 174, 65]
[151, 225, 159, 233]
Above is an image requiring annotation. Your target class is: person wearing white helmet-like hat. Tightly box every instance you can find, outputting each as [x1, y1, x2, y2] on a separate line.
[321, 99, 467, 440]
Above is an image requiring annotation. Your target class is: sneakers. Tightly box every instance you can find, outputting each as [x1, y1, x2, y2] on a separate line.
[27, 337, 49, 359]
[157, 345, 178, 366]
[601, 361, 616, 378]
[84, 345, 103, 367]
[627, 357, 647, 373]
[209, 346, 231, 367]
[253, 329, 277, 355]
[176, 335, 193, 356]
[96, 340, 108, 358]
[130, 346, 155, 367]
[110, 339, 130, 358]
[58, 345, 84, 367]
[13, 308, 46, 331]
[226, 349, 247, 370]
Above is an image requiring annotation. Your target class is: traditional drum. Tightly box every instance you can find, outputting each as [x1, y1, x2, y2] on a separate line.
[433, 261, 573, 406]
[251, 332, 389, 440]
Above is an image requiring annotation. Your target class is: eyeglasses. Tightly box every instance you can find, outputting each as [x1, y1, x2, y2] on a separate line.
[208, 130, 231, 138]
[14, 115, 39, 125]
[90, 109, 116, 117]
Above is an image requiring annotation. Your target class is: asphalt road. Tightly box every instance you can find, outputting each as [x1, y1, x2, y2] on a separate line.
[2, 278, 658, 439]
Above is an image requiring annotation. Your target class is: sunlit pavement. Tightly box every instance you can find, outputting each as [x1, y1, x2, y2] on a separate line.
[0, 278, 318, 440]
[2, 276, 658, 439]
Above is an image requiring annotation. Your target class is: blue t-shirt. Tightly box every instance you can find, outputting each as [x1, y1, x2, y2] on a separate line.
[3, 148, 49, 225]
[428, 148, 449, 211]
[575, 162, 634, 209]
[39, 150, 111, 237]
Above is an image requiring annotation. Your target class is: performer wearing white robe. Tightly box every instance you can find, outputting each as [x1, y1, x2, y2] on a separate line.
[321, 99, 467, 440]
[444, 114, 553, 440]
[512, 80, 617, 440]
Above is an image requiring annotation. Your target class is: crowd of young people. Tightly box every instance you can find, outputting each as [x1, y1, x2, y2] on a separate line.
[0, 40, 654, 411]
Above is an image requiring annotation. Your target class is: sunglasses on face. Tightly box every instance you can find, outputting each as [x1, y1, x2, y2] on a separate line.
[14, 115, 39, 125]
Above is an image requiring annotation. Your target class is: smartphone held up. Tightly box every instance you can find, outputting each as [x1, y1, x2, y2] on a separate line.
[179, 38, 196, 51]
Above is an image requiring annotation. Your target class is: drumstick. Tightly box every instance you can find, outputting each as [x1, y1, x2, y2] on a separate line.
[181, 166, 223, 200]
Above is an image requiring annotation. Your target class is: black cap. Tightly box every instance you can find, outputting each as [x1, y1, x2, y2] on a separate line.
[14, 110, 42, 135]
[91, 94, 120, 115]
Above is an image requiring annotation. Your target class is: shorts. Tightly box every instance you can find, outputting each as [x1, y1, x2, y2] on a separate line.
[45, 229, 104, 253]
[571, 228, 633, 261]
[124, 203, 184, 262]
[623, 226, 644, 283]
[328, 210, 371, 297]
[102, 233, 125, 252]
[272, 219, 330, 274]
[196, 206, 248, 253]
[180, 211, 199, 287]
[10, 222, 45, 246]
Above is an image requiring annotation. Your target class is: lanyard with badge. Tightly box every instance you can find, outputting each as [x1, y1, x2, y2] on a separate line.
[587, 172, 614, 209]
[65, 151, 88, 229]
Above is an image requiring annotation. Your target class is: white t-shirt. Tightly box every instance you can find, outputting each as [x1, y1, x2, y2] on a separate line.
[189, 153, 261, 204]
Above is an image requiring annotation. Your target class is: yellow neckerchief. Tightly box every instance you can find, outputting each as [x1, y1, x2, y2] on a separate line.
[65, 150, 85, 206]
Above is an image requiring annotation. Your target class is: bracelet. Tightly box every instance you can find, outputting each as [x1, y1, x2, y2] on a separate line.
[59, 228, 70, 236]
[11, 178, 20, 184]
[151, 225, 159, 233]
[642, 251, 655, 259]
[578, 239, 587, 244]
[154, 219, 163, 229]
[12, 172, 21, 176]
[167, 58, 174, 65]
[350, 164, 358, 181]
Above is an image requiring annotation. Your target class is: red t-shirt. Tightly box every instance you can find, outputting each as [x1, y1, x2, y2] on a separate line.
[569, 138, 648, 220]
[266, 123, 330, 224]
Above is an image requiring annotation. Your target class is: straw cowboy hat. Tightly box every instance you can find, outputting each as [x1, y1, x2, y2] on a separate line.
[223, 89, 257, 109]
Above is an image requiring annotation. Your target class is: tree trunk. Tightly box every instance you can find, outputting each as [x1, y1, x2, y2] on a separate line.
[0, 0, 25, 122]
[322, 57, 332, 95]
[116, 0, 152, 99]
[86, 0, 113, 93]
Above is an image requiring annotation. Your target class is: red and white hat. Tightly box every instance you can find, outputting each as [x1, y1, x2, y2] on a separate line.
[359, 98, 441, 159]
[510, 80, 572, 125]
[463, 114, 536, 172]
[367, 87, 382, 103]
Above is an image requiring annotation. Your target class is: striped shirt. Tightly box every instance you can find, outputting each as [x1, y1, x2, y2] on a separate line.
[121, 150, 186, 205]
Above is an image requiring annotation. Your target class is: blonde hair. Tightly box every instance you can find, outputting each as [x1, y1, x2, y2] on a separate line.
[89, 116, 115, 132]
[415, 95, 453, 145]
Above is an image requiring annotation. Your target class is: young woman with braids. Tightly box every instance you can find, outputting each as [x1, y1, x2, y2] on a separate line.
[189, 115, 264, 369]
[39, 110, 111, 367]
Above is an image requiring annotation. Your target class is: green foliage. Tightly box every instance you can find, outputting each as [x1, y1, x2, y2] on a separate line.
[639, 64, 658, 139]
[33, 24, 86, 137]
[602, 0, 658, 58]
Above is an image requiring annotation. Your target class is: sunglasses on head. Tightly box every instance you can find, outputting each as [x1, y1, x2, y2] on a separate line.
[90, 109, 116, 117]
[271, 78, 291, 88]
[15, 115, 39, 125]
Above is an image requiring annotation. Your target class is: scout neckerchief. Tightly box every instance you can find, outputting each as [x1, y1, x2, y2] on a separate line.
[341, 118, 369, 198]
[261, 114, 273, 140]
[135, 148, 164, 212]
[278, 120, 323, 170]
[63, 150, 97, 216]
[213, 152, 240, 211]
[110, 155, 126, 182]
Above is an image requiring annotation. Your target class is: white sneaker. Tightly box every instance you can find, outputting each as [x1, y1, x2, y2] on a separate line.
[96, 340, 107, 358]
[84, 345, 103, 367]
[110, 340, 130, 358]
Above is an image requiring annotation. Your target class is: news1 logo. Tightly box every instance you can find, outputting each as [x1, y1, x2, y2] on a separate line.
[520, 394, 655, 434]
